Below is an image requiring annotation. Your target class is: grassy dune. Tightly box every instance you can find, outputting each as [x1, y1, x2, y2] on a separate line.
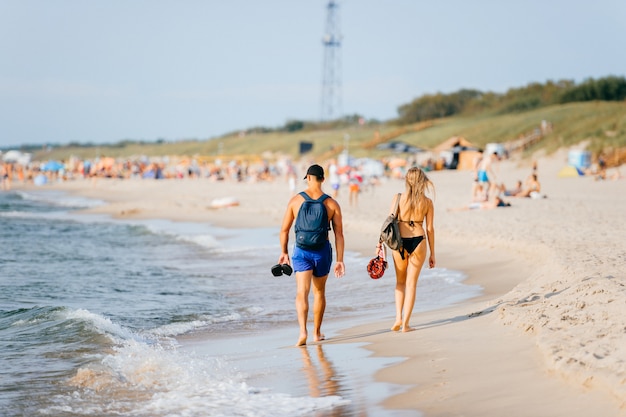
[35, 101, 626, 163]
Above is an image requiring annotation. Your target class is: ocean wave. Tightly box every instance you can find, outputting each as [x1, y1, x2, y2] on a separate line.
[16, 190, 105, 209]
[2, 306, 148, 346]
[63, 308, 150, 345]
[34, 311, 349, 417]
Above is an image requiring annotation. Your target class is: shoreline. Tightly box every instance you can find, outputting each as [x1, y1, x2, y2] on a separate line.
[13, 151, 626, 415]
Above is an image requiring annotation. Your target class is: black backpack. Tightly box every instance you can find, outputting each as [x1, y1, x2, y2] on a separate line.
[295, 192, 330, 249]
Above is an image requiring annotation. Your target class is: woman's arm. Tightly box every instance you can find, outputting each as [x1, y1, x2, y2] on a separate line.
[329, 199, 345, 278]
[425, 198, 436, 268]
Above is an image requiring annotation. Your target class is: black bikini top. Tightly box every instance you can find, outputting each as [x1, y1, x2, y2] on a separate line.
[395, 193, 424, 227]
[398, 219, 423, 227]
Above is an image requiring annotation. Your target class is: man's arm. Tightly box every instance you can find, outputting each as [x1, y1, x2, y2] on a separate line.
[278, 198, 296, 264]
[329, 199, 345, 277]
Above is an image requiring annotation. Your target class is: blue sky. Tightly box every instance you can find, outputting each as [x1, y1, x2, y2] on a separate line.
[1, 0, 625, 148]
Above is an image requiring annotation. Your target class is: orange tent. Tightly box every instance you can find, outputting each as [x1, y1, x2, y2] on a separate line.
[433, 136, 477, 153]
[434, 136, 482, 170]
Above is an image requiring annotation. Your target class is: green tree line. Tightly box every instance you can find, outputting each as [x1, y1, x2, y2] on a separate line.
[396, 75, 626, 125]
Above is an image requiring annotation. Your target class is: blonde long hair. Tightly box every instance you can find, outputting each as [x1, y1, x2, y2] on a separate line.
[404, 167, 434, 218]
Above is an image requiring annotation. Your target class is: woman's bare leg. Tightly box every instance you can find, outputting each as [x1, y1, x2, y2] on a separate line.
[401, 246, 427, 332]
[401, 271, 418, 332]
[391, 250, 407, 331]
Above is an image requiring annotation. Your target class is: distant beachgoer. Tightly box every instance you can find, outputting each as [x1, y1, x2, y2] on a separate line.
[595, 156, 607, 180]
[1, 162, 11, 191]
[328, 160, 340, 198]
[348, 169, 362, 206]
[285, 163, 297, 194]
[473, 183, 488, 202]
[383, 166, 435, 332]
[448, 195, 512, 211]
[277, 164, 345, 346]
[471, 150, 483, 200]
[477, 152, 499, 198]
[499, 180, 523, 196]
[515, 174, 541, 198]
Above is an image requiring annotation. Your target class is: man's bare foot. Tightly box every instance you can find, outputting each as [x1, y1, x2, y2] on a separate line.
[296, 333, 307, 346]
[391, 321, 402, 331]
[314, 333, 325, 342]
[402, 326, 415, 333]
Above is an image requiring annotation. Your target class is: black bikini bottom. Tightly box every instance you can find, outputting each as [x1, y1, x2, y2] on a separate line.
[402, 236, 425, 256]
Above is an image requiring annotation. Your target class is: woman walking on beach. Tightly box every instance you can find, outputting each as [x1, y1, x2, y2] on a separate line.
[388, 166, 435, 332]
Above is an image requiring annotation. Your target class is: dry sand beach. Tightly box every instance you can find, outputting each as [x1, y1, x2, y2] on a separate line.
[23, 150, 626, 416]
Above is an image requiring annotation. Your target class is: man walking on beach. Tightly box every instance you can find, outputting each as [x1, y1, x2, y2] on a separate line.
[277, 164, 345, 346]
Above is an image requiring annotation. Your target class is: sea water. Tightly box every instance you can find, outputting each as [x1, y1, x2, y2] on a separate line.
[0, 189, 481, 417]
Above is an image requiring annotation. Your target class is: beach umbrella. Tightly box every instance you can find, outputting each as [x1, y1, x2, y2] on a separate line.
[41, 160, 64, 172]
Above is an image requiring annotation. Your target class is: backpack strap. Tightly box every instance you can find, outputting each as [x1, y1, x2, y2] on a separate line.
[394, 193, 403, 259]
[393, 193, 401, 219]
[299, 191, 330, 202]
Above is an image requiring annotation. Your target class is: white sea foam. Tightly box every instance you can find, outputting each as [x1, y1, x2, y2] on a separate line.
[140, 219, 278, 253]
[44, 314, 348, 417]
[146, 312, 246, 337]
[17, 190, 105, 208]
[0, 210, 65, 219]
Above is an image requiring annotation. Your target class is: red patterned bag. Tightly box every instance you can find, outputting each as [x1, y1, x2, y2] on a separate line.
[367, 244, 387, 279]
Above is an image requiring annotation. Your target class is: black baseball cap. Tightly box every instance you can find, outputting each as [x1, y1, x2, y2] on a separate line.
[303, 164, 324, 180]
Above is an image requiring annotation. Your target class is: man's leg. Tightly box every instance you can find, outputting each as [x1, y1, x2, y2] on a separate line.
[295, 270, 313, 346]
[311, 274, 329, 342]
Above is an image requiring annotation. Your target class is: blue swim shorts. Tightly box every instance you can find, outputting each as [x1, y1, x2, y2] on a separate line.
[477, 170, 489, 182]
[292, 241, 333, 277]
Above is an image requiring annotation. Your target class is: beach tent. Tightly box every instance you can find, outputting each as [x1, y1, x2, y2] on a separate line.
[433, 136, 481, 170]
[558, 165, 585, 177]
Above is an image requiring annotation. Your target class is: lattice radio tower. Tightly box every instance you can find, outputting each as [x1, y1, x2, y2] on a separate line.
[320, 0, 342, 121]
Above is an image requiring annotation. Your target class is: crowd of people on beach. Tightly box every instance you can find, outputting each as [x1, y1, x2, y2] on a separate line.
[0, 156, 285, 187]
[1, 146, 620, 200]
[452, 151, 550, 211]
[0, 153, 431, 200]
